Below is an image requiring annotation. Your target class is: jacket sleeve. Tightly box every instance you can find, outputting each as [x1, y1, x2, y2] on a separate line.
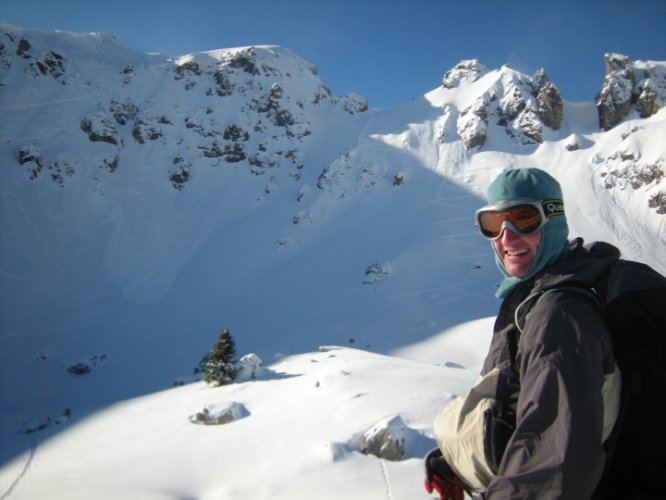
[478, 290, 613, 499]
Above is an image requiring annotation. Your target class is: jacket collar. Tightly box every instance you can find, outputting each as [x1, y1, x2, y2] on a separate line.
[529, 238, 621, 294]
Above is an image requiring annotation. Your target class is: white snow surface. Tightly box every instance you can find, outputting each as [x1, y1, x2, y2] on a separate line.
[0, 23, 664, 499]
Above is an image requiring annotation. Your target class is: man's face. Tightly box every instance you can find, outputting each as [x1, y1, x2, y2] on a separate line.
[492, 228, 542, 277]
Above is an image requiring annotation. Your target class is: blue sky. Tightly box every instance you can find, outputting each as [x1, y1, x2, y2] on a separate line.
[1, 0, 665, 108]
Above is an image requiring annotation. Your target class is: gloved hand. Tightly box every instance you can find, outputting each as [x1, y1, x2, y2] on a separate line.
[424, 448, 465, 500]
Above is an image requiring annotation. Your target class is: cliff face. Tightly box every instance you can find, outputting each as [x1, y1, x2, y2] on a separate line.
[596, 53, 666, 130]
[443, 53, 666, 150]
[443, 60, 563, 150]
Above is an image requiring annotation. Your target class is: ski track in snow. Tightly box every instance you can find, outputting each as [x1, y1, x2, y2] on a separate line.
[0, 442, 36, 499]
[0, 95, 96, 111]
[386, 278, 495, 307]
[378, 459, 395, 500]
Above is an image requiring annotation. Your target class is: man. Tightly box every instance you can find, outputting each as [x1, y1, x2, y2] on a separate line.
[425, 168, 622, 499]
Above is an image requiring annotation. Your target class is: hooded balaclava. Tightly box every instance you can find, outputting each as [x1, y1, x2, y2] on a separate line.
[487, 168, 570, 298]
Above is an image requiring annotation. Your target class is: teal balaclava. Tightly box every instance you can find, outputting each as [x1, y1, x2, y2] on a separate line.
[486, 168, 570, 298]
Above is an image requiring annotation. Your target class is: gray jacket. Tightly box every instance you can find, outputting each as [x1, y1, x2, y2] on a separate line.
[478, 239, 620, 499]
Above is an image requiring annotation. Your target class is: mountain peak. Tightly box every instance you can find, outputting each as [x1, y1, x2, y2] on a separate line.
[441, 59, 488, 89]
[596, 52, 666, 130]
[437, 60, 564, 149]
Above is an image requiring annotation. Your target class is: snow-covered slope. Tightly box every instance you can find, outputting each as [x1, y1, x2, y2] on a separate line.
[0, 339, 493, 500]
[0, 23, 664, 499]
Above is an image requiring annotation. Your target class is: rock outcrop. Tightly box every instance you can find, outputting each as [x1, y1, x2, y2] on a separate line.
[596, 53, 666, 130]
[534, 69, 563, 130]
[442, 59, 487, 89]
[447, 61, 563, 150]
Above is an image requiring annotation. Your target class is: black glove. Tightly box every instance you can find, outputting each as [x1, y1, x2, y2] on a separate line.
[424, 448, 465, 500]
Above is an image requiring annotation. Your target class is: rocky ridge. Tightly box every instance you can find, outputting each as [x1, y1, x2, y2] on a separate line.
[1, 23, 367, 193]
[437, 56, 665, 214]
[1, 23, 664, 216]
[596, 53, 666, 131]
[444, 60, 564, 149]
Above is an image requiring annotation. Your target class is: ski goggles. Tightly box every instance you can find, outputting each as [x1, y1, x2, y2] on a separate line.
[475, 199, 565, 240]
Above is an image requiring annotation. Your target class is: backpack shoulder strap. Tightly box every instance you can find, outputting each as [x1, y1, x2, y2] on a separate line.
[514, 285, 604, 335]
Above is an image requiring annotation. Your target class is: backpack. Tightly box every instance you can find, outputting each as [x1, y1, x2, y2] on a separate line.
[515, 259, 666, 499]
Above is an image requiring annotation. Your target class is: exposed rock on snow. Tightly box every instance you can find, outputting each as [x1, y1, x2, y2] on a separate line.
[533, 69, 563, 130]
[565, 133, 582, 151]
[357, 415, 420, 461]
[457, 97, 488, 149]
[600, 156, 664, 190]
[596, 53, 666, 130]
[649, 192, 666, 214]
[442, 59, 488, 89]
[451, 63, 563, 149]
[315, 150, 384, 197]
[362, 263, 389, 284]
[597, 54, 636, 130]
[563, 133, 594, 152]
[342, 93, 369, 114]
[591, 118, 665, 214]
[19, 408, 71, 434]
[80, 113, 119, 145]
[18, 145, 44, 180]
[109, 99, 140, 125]
[65, 354, 108, 375]
[168, 156, 192, 190]
[235, 353, 263, 382]
[189, 402, 250, 425]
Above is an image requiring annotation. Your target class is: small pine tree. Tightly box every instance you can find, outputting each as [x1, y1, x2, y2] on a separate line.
[204, 329, 238, 386]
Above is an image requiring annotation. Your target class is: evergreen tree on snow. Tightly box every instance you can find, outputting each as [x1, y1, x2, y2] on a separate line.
[204, 329, 237, 386]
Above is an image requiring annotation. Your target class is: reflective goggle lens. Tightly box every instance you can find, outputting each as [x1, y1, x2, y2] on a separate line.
[477, 204, 544, 239]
